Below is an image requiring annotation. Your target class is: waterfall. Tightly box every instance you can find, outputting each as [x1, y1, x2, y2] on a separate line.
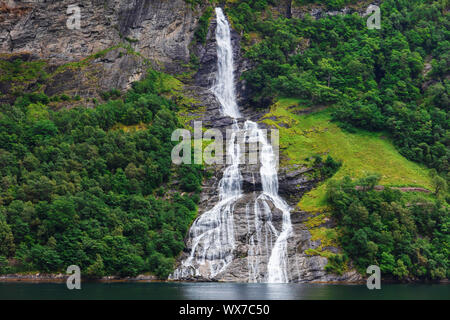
[212, 8, 241, 119]
[244, 121, 293, 283]
[170, 119, 242, 279]
[171, 7, 292, 283]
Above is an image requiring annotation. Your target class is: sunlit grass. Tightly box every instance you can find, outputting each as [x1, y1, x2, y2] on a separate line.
[263, 100, 433, 211]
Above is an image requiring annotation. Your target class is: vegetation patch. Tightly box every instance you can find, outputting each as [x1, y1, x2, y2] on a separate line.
[303, 212, 348, 275]
[263, 103, 433, 211]
[0, 68, 205, 279]
[327, 175, 448, 280]
[0, 56, 49, 96]
[227, 0, 448, 174]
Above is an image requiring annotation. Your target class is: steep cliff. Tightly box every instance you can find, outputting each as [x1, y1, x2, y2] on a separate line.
[0, 0, 202, 104]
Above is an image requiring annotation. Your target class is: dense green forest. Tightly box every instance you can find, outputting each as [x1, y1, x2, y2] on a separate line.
[0, 70, 203, 278]
[327, 175, 448, 279]
[227, 0, 448, 173]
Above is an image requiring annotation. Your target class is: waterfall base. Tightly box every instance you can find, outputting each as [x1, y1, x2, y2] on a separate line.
[173, 192, 361, 283]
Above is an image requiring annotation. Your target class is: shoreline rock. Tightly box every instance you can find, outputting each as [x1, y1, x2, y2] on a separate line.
[0, 273, 159, 283]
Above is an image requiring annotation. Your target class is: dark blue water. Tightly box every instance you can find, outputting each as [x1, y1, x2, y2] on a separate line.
[0, 282, 448, 300]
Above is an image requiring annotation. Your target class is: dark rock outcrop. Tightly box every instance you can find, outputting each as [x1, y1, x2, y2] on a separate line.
[273, 0, 382, 20]
[0, 0, 204, 100]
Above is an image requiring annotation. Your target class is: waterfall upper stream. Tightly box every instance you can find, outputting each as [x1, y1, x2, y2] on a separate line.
[171, 7, 293, 283]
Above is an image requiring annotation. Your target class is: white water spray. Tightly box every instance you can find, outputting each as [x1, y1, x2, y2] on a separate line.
[244, 121, 293, 283]
[212, 8, 241, 119]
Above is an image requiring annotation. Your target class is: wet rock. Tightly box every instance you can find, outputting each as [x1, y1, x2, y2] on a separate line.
[194, 19, 218, 89]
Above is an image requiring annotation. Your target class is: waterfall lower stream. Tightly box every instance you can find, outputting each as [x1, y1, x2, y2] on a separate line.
[171, 8, 293, 283]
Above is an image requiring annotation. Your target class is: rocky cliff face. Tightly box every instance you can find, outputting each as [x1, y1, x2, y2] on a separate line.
[1, 0, 198, 67]
[272, 0, 381, 19]
[0, 0, 201, 102]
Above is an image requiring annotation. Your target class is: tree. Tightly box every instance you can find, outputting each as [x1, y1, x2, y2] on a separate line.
[29, 245, 62, 272]
[318, 58, 338, 87]
[380, 252, 396, 274]
[0, 221, 15, 257]
[86, 254, 105, 278]
[430, 170, 447, 197]
[47, 197, 77, 233]
[149, 252, 175, 279]
[0, 256, 11, 274]
[393, 259, 409, 279]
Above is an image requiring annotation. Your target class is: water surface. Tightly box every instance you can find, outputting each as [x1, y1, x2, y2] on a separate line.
[0, 282, 448, 300]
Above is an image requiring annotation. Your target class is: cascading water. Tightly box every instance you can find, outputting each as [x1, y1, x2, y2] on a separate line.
[170, 119, 242, 279]
[244, 121, 293, 283]
[171, 7, 292, 283]
[212, 8, 241, 119]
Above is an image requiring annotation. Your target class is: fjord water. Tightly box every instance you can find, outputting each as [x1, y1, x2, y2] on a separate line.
[171, 8, 293, 282]
[1, 282, 448, 300]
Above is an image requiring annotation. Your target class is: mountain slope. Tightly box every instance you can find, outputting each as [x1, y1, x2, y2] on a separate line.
[0, 0, 448, 281]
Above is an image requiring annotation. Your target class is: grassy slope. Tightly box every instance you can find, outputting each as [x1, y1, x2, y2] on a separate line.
[263, 98, 433, 212]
